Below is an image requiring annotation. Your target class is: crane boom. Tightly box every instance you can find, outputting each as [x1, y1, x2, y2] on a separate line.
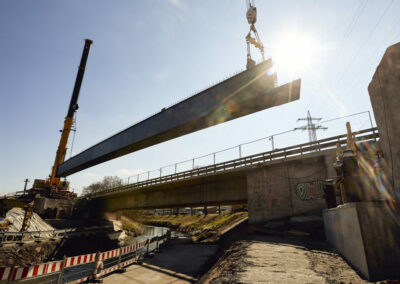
[49, 39, 93, 188]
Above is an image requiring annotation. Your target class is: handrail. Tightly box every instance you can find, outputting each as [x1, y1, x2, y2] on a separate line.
[0, 225, 113, 245]
[87, 127, 378, 198]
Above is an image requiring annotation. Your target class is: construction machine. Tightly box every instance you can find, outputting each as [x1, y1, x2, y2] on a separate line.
[31, 39, 93, 199]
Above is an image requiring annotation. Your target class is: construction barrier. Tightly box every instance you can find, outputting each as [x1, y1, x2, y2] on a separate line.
[0, 233, 170, 283]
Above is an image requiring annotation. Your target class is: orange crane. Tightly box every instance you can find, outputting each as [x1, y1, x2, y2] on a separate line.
[32, 39, 93, 198]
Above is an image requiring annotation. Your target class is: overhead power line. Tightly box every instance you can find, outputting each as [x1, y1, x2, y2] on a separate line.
[336, 0, 369, 59]
[335, 0, 395, 88]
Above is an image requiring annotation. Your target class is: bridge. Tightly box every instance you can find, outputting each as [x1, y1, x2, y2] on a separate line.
[87, 127, 378, 223]
[57, 60, 301, 177]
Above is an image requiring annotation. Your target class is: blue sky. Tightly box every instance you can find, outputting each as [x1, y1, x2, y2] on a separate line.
[1, 0, 399, 194]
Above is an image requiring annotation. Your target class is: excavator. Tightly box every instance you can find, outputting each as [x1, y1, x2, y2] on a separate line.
[0, 39, 93, 226]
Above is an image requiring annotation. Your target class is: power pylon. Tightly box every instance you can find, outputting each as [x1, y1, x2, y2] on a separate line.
[295, 111, 327, 143]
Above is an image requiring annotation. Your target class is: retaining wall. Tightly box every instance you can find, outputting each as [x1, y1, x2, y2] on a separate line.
[247, 151, 334, 223]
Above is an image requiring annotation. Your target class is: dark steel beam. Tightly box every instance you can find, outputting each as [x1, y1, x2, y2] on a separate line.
[57, 60, 301, 177]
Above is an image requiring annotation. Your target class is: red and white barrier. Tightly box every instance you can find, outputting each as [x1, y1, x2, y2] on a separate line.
[0, 267, 12, 281]
[65, 253, 96, 268]
[0, 234, 168, 282]
[7, 260, 64, 281]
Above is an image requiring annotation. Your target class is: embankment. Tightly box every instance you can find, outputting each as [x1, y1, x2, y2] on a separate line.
[123, 212, 248, 242]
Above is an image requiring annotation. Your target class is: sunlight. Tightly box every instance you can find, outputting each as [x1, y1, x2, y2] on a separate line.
[273, 33, 317, 76]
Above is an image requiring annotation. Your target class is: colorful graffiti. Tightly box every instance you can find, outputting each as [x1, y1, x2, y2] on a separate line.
[295, 180, 323, 200]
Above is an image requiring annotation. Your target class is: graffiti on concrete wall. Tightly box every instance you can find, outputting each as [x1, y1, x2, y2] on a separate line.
[294, 180, 323, 200]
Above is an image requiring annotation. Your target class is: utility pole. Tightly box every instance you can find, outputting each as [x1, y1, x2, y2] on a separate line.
[23, 178, 30, 193]
[295, 111, 327, 143]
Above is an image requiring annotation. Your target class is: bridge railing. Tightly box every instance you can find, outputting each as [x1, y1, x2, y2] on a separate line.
[88, 127, 378, 198]
[117, 111, 376, 183]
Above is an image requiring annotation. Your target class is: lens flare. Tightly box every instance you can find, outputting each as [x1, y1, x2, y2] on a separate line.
[273, 33, 317, 76]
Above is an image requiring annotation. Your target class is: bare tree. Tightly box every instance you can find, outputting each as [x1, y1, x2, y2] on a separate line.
[81, 176, 122, 196]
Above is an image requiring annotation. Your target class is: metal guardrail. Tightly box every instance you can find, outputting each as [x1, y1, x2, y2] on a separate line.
[88, 127, 378, 198]
[0, 225, 112, 246]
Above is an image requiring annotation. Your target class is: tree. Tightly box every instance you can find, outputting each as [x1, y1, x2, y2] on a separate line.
[81, 176, 122, 196]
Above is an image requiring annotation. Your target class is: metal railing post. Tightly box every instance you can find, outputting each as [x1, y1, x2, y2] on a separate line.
[135, 241, 138, 262]
[57, 255, 66, 284]
[147, 171, 150, 180]
[239, 145, 242, 158]
[175, 163, 177, 174]
[270, 136, 275, 150]
[192, 159, 195, 169]
[146, 238, 150, 255]
[160, 168, 162, 178]
[6, 264, 15, 284]
[368, 110, 376, 141]
[213, 153, 216, 165]
[117, 247, 123, 270]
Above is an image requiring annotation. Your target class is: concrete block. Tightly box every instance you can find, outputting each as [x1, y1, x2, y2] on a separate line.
[323, 201, 400, 281]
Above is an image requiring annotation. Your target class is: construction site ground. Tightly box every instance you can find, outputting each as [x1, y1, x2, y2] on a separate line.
[200, 233, 388, 284]
[103, 238, 218, 283]
[101, 232, 385, 284]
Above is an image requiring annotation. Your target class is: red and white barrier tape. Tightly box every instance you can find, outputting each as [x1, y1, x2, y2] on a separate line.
[0, 236, 164, 282]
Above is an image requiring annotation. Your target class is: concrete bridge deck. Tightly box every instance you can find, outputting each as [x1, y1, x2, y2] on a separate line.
[88, 128, 378, 216]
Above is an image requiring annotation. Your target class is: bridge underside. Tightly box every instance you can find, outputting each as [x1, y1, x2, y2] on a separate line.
[97, 170, 248, 211]
[57, 60, 301, 177]
[86, 129, 378, 222]
[93, 151, 333, 213]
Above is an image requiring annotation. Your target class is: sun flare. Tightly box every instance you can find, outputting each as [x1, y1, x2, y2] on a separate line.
[273, 33, 317, 76]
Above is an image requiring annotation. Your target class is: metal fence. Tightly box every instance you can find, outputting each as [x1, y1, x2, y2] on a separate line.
[0, 231, 171, 283]
[0, 225, 112, 247]
[88, 126, 378, 198]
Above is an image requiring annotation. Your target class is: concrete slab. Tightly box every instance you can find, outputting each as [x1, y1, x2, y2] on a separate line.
[368, 42, 400, 197]
[323, 201, 400, 281]
[103, 242, 218, 283]
[57, 60, 301, 177]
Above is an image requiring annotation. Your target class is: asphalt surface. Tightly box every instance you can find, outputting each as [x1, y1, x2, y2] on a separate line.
[103, 239, 218, 283]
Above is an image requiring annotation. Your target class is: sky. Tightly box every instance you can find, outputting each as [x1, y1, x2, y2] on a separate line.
[0, 0, 399, 194]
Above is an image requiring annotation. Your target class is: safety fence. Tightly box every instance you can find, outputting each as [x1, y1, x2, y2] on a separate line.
[88, 127, 378, 198]
[0, 232, 171, 283]
[0, 225, 113, 247]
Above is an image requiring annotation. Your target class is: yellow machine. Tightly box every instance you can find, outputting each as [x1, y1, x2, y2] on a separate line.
[31, 39, 93, 198]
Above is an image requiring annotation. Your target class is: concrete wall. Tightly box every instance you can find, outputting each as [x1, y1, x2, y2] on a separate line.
[247, 151, 334, 223]
[323, 203, 369, 278]
[368, 42, 400, 199]
[34, 197, 76, 218]
[323, 202, 400, 281]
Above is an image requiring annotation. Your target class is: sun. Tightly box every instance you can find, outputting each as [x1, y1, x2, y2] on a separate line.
[273, 33, 317, 76]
